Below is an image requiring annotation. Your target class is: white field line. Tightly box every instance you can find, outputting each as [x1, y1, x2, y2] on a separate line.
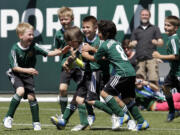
[0, 96, 105, 102]
[0, 123, 180, 131]
[0, 107, 168, 114]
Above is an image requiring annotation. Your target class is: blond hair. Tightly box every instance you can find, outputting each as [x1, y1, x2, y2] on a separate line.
[57, 6, 74, 20]
[16, 22, 34, 36]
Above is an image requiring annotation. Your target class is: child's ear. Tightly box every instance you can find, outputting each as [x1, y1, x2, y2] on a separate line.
[18, 33, 23, 40]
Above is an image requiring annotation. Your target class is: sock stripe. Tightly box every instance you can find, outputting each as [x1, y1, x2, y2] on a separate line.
[59, 97, 68, 102]
[105, 95, 113, 103]
[13, 94, 21, 101]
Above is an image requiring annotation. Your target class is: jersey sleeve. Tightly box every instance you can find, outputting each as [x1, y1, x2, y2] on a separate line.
[9, 49, 19, 68]
[34, 43, 48, 56]
[53, 31, 65, 49]
[170, 38, 180, 55]
[94, 44, 107, 61]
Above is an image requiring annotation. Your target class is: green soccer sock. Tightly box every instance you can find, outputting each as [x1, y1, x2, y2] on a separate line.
[78, 104, 89, 126]
[63, 104, 77, 123]
[85, 102, 95, 116]
[127, 101, 144, 124]
[6, 94, 22, 118]
[29, 99, 40, 122]
[94, 100, 113, 115]
[105, 95, 124, 117]
[122, 105, 131, 119]
[59, 96, 68, 114]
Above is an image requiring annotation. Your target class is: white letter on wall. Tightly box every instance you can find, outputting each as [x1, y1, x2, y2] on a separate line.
[22, 8, 43, 37]
[1, 9, 19, 38]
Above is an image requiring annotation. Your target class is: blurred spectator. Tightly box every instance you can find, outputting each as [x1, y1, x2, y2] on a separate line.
[122, 39, 137, 68]
[135, 74, 180, 111]
[129, 9, 163, 85]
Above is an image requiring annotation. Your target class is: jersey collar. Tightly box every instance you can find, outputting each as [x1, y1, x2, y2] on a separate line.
[17, 42, 30, 50]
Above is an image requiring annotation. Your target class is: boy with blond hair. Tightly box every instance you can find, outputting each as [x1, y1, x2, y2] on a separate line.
[153, 15, 180, 122]
[54, 6, 76, 117]
[3, 22, 68, 131]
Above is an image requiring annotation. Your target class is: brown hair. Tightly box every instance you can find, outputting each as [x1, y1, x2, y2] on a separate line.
[64, 26, 83, 43]
[83, 16, 97, 26]
[165, 15, 180, 27]
[57, 6, 74, 20]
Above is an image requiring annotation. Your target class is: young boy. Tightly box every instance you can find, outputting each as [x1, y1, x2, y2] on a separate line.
[51, 26, 91, 131]
[4, 22, 68, 131]
[81, 20, 149, 131]
[54, 6, 74, 116]
[153, 15, 180, 121]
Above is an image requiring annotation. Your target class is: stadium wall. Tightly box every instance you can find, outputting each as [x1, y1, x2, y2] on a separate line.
[0, 0, 180, 93]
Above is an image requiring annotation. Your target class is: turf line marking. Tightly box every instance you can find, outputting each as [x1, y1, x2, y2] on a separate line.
[0, 123, 180, 131]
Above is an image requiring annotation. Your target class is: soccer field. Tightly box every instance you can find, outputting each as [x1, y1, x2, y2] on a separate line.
[1, 102, 180, 135]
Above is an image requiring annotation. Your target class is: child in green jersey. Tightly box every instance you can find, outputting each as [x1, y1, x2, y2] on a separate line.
[153, 16, 180, 122]
[53, 6, 77, 118]
[3, 22, 68, 131]
[82, 20, 149, 131]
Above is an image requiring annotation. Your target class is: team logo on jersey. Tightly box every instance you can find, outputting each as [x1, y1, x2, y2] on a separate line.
[28, 51, 34, 57]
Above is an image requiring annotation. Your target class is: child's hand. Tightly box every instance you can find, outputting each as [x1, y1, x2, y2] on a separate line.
[152, 51, 161, 58]
[27, 68, 39, 75]
[82, 43, 92, 52]
[63, 60, 71, 72]
[61, 45, 71, 54]
[152, 39, 158, 45]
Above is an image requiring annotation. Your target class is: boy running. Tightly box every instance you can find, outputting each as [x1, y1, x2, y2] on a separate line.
[153, 15, 180, 122]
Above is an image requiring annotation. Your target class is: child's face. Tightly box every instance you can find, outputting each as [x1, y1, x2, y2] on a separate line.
[164, 20, 177, 36]
[82, 21, 97, 40]
[59, 16, 73, 29]
[68, 41, 80, 49]
[135, 78, 143, 89]
[19, 29, 34, 46]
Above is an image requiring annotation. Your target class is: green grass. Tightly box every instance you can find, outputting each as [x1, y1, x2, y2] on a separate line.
[1, 102, 180, 135]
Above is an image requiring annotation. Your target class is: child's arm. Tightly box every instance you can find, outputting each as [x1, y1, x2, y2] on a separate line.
[82, 44, 97, 53]
[48, 45, 70, 56]
[152, 51, 179, 60]
[12, 67, 38, 75]
[152, 38, 164, 46]
[82, 51, 96, 62]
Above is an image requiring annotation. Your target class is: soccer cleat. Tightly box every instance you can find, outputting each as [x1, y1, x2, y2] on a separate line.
[87, 115, 95, 126]
[3, 116, 13, 129]
[50, 116, 66, 130]
[33, 122, 41, 131]
[131, 120, 149, 131]
[127, 120, 136, 130]
[119, 113, 130, 125]
[71, 124, 89, 131]
[111, 114, 120, 130]
[167, 112, 175, 122]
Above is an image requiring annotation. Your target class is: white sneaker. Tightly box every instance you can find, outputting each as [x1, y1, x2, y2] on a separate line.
[71, 124, 89, 131]
[111, 114, 120, 130]
[3, 116, 13, 129]
[127, 120, 136, 130]
[33, 122, 41, 131]
[87, 115, 95, 126]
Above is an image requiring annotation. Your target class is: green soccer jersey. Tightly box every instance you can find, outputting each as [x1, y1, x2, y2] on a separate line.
[83, 35, 101, 70]
[94, 39, 136, 77]
[167, 34, 180, 76]
[53, 28, 71, 65]
[9, 42, 48, 68]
